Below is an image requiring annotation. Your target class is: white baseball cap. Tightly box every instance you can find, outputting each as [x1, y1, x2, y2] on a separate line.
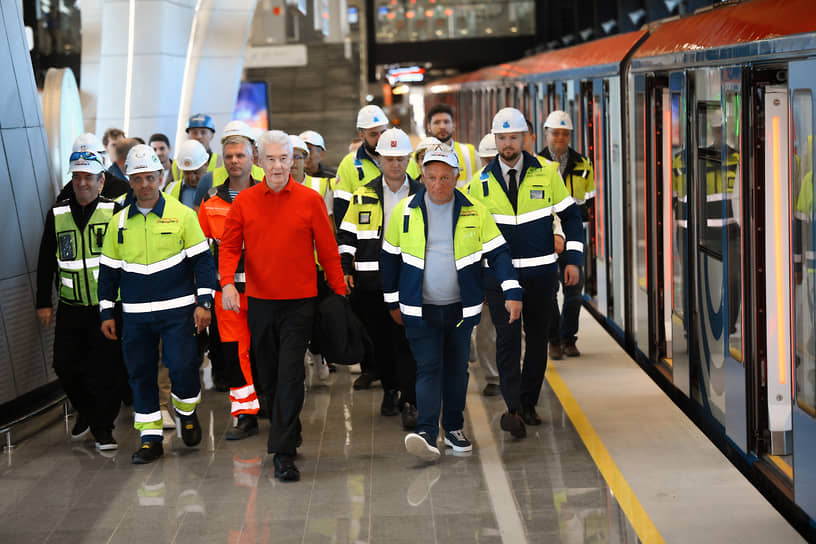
[299, 130, 325, 150]
[422, 146, 459, 169]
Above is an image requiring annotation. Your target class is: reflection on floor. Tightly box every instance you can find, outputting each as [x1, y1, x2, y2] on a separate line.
[0, 364, 638, 543]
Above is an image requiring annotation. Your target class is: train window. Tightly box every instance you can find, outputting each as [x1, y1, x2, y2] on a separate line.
[724, 89, 743, 361]
[696, 100, 727, 258]
[631, 77, 649, 350]
[792, 89, 815, 416]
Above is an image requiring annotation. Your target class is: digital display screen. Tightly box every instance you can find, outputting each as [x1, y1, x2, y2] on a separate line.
[233, 81, 269, 130]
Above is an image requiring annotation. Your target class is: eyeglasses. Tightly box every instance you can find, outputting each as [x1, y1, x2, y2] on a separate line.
[293, 154, 305, 161]
[69, 151, 103, 163]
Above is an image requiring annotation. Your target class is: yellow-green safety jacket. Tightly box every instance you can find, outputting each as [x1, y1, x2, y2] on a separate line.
[466, 151, 584, 279]
[98, 193, 217, 321]
[337, 174, 421, 291]
[52, 198, 117, 306]
[541, 147, 595, 221]
[380, 187, 522, 328]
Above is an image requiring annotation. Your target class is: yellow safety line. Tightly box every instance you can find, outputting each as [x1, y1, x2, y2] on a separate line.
[768, 455, 794, 480]
[546, 365, 666, 544]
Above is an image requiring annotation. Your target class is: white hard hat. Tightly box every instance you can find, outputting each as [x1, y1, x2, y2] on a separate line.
[221, 120, 255, 144]
[357, 105, 388, 129]
[414, 136, 442, 154]
[176, 139, 209, 172]
[289, 135, 309, 156]
[375, 128, 413, 156]
[477, 133, 497, 158]
[299, 130, 325, 150]
[422, 146, 459, 169]
[492, 107, 527, 134]
[125, 144, 163, 176]
[72, 133, 105, 154]
[544, 110, 574, 131]
[69, 150, 105, 175]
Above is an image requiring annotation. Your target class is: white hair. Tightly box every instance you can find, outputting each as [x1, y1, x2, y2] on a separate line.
[258, 130, 293, 156]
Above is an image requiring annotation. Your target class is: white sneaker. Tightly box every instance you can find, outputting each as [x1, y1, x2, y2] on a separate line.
[315, 358, 330, 382]
[201, 360, 214, 390]
[161, 409, 176, 430]
[405, 432, 440, 461]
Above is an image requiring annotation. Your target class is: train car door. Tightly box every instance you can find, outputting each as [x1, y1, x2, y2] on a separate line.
[607, 76, 626, 332]
[789, 59, 816, 518]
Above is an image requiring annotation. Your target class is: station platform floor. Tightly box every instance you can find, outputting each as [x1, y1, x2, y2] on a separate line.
[0, 312, 804, 543]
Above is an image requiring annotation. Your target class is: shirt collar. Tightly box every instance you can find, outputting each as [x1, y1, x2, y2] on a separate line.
[128, 192, 166, 218]
[499, 155, 523, 179]
[382, 174, 410, 195]
[262, 175, 294, 194]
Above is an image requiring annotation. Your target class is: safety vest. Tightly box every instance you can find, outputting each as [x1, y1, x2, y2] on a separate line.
[380, 187, 522, 329]
[98, 193, 216, 320]
[171, 151, 221, 183]
[211, 164, 265, 188]
[301, 174, 331, 199]
[163, 179, 193, 202]
[703, 149, 739, 230]
[198, 181, 254, 292]
[52, 198, 116, 306]
[540, 148, 595, 205]
[466, 151, 584, 278]
[333, 145, 419, 227]
[337, 175, 420, 291]
[452, 140, 478, 186]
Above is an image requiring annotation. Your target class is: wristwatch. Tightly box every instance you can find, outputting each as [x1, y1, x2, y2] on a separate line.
[199, 300, 212, 310]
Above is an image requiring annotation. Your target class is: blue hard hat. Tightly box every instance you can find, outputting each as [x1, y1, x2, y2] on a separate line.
[187, 113, 215, 132]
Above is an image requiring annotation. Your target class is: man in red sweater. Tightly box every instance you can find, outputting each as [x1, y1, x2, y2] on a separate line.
[219, 130, 345, 482]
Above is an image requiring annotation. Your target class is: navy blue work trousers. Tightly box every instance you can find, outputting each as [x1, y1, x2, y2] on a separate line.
[405, 303, 474, 441]
[484, 270, 557, 412]
[548, 254, 584, 344]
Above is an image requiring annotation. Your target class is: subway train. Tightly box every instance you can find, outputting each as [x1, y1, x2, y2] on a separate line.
[423, 0, 816, 528]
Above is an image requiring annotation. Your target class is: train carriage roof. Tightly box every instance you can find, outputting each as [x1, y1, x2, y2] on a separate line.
[632, 0, 816, 67]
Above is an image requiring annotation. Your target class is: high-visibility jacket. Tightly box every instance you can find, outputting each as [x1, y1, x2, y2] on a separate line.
[466, 151, 584, 279]
[198, 181, 255, 292]
[52, 198, 116, 306]
[171, 150, 221, 183]
[98, 193, 217, 321]
[333, 145, 419, 228]
[337, 175, 421, 291]
[210, 164, 265, 188]
[451, 140, 478, 186]
[301, 174, 331, 199]
[380, 187, 522, 328]
[163, 179, 194, 203]
[541, 147, 595, 223]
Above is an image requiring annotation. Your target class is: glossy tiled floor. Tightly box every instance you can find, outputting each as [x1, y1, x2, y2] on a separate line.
[0, 363, 638, 544]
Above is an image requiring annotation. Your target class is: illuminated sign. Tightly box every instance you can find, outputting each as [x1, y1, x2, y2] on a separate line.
[387, 66, 425, 86]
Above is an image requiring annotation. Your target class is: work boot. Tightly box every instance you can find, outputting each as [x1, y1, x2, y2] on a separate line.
[549, 342, 564, 360]
[225, 414, 259, 440]
[273, 454, 300, 482]
[132, 440, 163, 464]
[564, 342, 581, 357]
[179, 411, 202, 447]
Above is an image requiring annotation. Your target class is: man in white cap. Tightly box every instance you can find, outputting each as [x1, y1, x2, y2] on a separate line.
[337, 128, 420, 429]
[98, 144, 217, 464]
[381, 144, 522, 461]
[466, 107, 583, 438]
[36, 147, 126, 452]
[300, 130, 336, 179]
[164, 139, 210, 209]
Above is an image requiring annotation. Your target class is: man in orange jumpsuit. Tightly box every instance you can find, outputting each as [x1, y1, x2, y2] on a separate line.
[198, 133, 260, 439]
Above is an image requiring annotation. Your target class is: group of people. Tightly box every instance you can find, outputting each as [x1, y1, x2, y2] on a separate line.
[36, 102, 595, 480]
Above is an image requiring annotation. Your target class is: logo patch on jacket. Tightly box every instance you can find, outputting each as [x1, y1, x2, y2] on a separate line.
[530, 189, 545, 200]
[157, 218, 179, 224]
[359, 211, 371, 224]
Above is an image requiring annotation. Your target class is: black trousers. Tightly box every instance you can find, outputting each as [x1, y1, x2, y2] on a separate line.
[484, 271, 558, 411]
[247, 296, 315, 455]
[350, 289, 416, 404]
[53, 303, 125, 436]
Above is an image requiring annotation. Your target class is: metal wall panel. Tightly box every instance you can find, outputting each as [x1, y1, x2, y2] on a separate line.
[0, 9, 25, 130]
[1, 275, 47, 397]
[0, 137, 28, 280]
[0, 306, 15, 405]
[4, 128, 46, 271]
[29, 271, 56, 382]
[1, 0, 41, 128]
[29, 126, 56, 212]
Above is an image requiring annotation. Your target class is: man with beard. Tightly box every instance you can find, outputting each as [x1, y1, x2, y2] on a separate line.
[466, 108, 583, 438]
[425, 104, 477, 186]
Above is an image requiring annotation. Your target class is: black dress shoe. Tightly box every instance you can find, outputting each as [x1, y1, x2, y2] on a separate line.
[401, 403, 418, 430]
[273, 454, 300, 482]
[132, 441, 163, 464]
[180, 412, 202, 447]
[225, 414, 259, 440]
[353, 373, 379, 390]
[381, 389, 399, 416]
[482, 383, 501, 397]
[500, 411, 527, 438]
[520, 405, 542, 426]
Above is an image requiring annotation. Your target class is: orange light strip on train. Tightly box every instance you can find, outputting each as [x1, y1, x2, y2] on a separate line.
[772, 116, 786, 386]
